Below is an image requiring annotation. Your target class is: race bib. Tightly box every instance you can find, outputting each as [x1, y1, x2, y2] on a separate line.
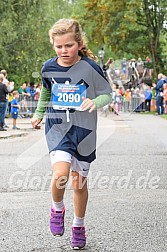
[52, 83, 86, 110]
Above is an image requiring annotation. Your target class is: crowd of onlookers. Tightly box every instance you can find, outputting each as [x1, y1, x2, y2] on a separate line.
[106, 72, 167, 116]
[17, 82, 42, 115]
[102, 83, 153, 116]
[0, 69, 41, 131]
[102, 57, 167, 116]
[111, 79, 166, 115]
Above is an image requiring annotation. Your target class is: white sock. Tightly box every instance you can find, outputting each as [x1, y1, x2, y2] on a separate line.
[52, 199, 64, 212]
[73, 214, 84, 227]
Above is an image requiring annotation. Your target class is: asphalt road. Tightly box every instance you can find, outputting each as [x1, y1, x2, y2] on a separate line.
[0, 112, 167, 252]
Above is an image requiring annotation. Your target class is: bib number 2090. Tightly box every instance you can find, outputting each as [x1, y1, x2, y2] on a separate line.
[58, 93, 81, 103]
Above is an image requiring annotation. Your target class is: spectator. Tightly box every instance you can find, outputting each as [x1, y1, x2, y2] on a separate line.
[11, 91, 20, 129]
[130, 59, 137, 70]
[0, 74, 8, 131]
[120, 58, 128, 80]
[1, 69, 14, 127]
[34, 83, 42, 101]
[153, 73, 166, 115]
[131, 88, 141, 112]
[121, 58, 128, 74]
[124, 89, 131, 112]
[118, 86, 124, 96]
[8, 92, 13, 116]
[26, 82, 36, 98]
[1, 69, 14, 93]
[128, 59, 139, 87]
[26, 82, 36, 113]
[136, 58, 144, 77]
[131, 59, 139, 80]
[144, 56, 152, 77]
[163, 83, 167, 114]
[114, 88, 123, 115]
[144, 86, 152, 112]
[18, 83, 30, 116]
[18, 83, 30, 97]
[139, 88, 145, 112]
[0, 69, 8, 85]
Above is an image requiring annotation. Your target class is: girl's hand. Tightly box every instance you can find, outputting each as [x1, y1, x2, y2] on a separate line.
[81, 97, 96, 113]
[31, 117, 42, 129]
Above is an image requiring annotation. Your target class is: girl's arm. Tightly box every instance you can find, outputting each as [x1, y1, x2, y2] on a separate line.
[81, 94, 112, 112]
[92, 94, 112, 108]
[31, 86, 51, 128]
[33, 86, 51, 120]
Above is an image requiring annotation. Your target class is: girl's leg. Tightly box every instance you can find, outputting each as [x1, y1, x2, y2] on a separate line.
[71, 171, 88, 218]
[71, 171, 87, 249]
[51, 161, 70, 203]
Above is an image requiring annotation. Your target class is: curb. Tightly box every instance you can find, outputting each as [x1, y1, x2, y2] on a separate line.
[0, 117, 41, 139]
[0, 131, 29, 139]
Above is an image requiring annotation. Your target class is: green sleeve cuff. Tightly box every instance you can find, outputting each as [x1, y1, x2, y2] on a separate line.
[33, 86, 51, 119]
[92, 94, 112, 109]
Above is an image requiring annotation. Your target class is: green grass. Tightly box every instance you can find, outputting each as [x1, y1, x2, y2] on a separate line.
[140, 111, 156, 115]
[160, 114, 167, 120]
[139, 111, 167, 120]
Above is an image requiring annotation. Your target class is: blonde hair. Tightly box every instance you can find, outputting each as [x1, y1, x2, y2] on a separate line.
[49, 18, 97, 61]
[1, 69, 7, 77]
[158, 73, 163, 79]
[13, 91, 19, 96]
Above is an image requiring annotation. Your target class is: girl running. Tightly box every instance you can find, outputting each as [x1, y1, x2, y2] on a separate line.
[31, 18, 112, 250]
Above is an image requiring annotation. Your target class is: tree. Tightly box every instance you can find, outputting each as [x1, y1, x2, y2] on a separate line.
[0, 0, 75, 86]
[0, 0, 50, 85]
[1, 0, 166, 84]
[142, 0, 167, 75]
[83, 0, 149, 59]
[83, 0, 167, 74]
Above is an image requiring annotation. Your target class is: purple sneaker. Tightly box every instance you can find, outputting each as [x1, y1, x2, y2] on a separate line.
[71, 226, 86, 250]
[50, 207, 65, 236]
